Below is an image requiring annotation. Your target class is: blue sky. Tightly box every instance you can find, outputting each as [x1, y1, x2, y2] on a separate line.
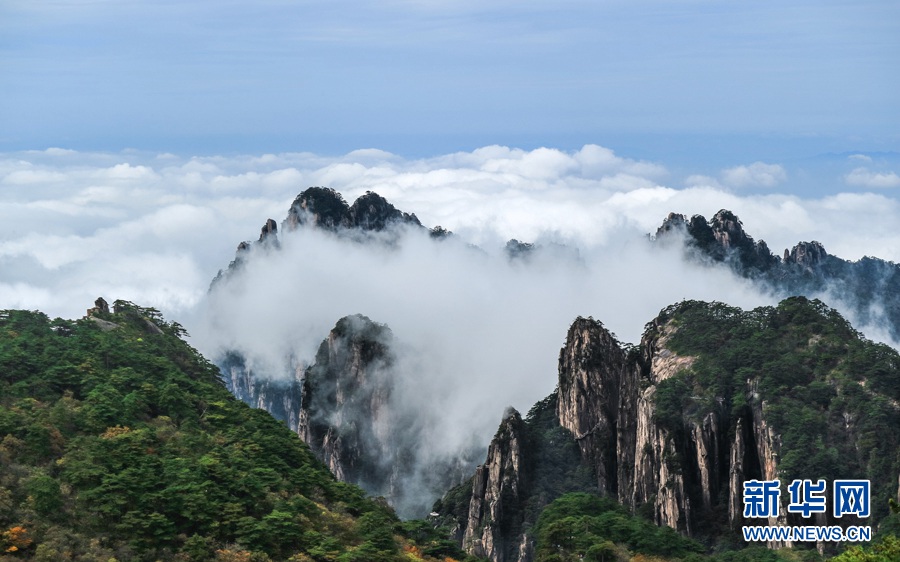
[2, 0, 898, 161]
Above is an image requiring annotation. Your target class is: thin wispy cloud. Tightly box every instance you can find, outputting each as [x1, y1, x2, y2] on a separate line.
[845, 167, 900, 189]
[721, 162, 787, 189]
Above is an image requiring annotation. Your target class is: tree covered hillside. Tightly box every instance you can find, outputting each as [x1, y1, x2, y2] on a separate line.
[0, 301, 476, 562]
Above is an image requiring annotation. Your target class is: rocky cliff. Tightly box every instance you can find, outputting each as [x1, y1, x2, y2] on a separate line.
[208, 189, 900, 557]
[440, 298, 900, 561]
[297, 314, 396, 490]
[462, 410, 530, 562]
[222, 351, 303, 432]
[433, 394, 594, 562]
[552, 315, 704, 536]
[211, 187, 453, 289]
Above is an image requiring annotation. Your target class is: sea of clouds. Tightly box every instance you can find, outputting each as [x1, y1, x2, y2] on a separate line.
[2, 144, 899, 451]
[2, 144, 898, 318]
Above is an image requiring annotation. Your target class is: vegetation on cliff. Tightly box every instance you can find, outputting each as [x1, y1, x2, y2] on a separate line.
[652, 297, 900, 525]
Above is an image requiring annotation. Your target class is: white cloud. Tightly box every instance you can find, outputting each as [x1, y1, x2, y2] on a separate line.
[845, 167, 900, 189]
[1, 143, 899, 327]
[721, 161, 787, 188]
[2, 168, 69, 185]
[684, 174, 722, 189]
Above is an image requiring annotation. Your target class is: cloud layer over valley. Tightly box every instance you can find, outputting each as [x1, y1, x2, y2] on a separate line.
[3, 145, 899, 315]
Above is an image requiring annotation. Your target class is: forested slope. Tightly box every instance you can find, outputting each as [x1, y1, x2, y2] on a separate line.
[0, 301, 475, 562]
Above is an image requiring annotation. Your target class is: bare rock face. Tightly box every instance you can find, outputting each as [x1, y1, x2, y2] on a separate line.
[554, 315, 700, 533]
[298, 314, 396, 492]
[431, 391, 589, 562]
[463, 410, 529, 562]
[627, 321, 696, 533]
[258, 218, 279, 247]
[556, 318, 624, 494]
[709, 210, 747, 250]
[221, 352, 303, 432]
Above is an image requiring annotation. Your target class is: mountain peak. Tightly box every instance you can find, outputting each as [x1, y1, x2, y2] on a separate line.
[783, 240, 827, 268]
[655, 209, 779, 273]
[254, 218, 280, 251]
[283, 187, 425, 234]
[284, 186, 352, 231]
[349, 191, 422, 230]
[709, 209, 749, 250]
[655, 212, 688, 238]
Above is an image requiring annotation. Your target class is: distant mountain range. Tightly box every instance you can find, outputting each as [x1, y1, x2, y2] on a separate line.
[653, 209, 900, 342]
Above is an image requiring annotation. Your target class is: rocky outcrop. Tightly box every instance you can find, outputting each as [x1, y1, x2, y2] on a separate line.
[349, 191, 422, 231]
[284, 187, 353, 231]
[433, 392, 591, 562]
[708, 210, 749, 251]
[628, 321, 696, 533]
[554, 316, 701, 533]
[783, 241, 827, 269]
[258, 218, 279, 247]
[283, 188, 421, 233]
[297, 314, 396, 492]
[213, 188, 430, 290]
[463, 410, 529, 562]
[209, 217, 281, 289]
[86, 297, 110, 317]
[661, 210, 780, 273]
[655, 212, 687, 238]
[654, 209, 900, 341]
[223, 314, 480, 518]
[556, 318, 624, 494]
[221, 316, 396, 490]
